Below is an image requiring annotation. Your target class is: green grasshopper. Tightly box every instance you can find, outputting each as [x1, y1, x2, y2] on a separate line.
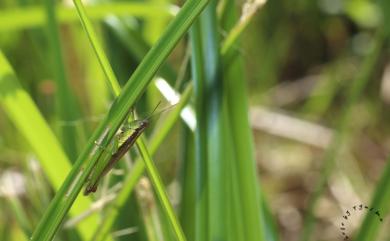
[83, 104, 161, 195]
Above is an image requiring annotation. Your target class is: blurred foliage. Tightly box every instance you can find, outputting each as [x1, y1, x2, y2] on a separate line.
[0, 0, 390, 241]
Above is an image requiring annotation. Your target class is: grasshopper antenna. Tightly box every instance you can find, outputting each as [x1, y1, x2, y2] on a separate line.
[151, 101, 162, 116]
[145, 101, 177, 121]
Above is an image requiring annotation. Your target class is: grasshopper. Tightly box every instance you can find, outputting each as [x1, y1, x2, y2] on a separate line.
[83, 104, 162, 195]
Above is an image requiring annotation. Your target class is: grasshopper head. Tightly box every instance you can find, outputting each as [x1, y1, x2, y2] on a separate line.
[139, 120, 149, 129]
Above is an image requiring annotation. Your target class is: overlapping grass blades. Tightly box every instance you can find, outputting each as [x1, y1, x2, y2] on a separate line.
[188, 1, 269, 241]
[30, 1, 210, 240]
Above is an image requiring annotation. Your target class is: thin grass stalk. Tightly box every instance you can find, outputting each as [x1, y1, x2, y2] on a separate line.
[7, 196, 33, 236]
[136, 137, 187, 241]
[72, 0, 121, 96]
[179, 124, 196, 239]
[354, 156, 390, 241]
[220, 0, 265, 54]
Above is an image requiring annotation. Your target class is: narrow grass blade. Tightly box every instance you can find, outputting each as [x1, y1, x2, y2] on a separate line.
[72, 0, 120, 96]
[136, 138, 187, 241]
[6, 196, 33, 236]
[200, 4, 230, 240]
[354, 158, 390, 241]
[190, 17, 208, 241]
[0, 51, 99, 240]
[179, 125, 196, 239]
[220, 0, 266, 54]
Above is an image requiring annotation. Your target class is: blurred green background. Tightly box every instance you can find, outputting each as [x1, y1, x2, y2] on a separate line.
[0, 0, 389, 241]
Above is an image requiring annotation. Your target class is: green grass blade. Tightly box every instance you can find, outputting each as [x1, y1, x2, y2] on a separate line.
[0, 3, 176, 32]
[0, 50, 111, 241]
[103, 17, 178, 86]
[354, 4, 390, 240]
[136, 138, 187, 241]
[72, 0, 120, 96]
[7, 196, 33, 236]
[189, 16, 208, 241]
[179, 125, 196, 239]
[220, 0, 265, 54]
[354, 158, 390, 241]
[192, 2, 247, 240]
[0, 50, 71, 192]
[221, 1, 270, 240]
[261, 199, 279, 241]
[30, 1, 210, 240]
[200, 4, 229, 240]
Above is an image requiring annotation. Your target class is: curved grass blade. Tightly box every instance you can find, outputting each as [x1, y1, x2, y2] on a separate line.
[0, 51, 102, 240]
[0, 51, 71, 193]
